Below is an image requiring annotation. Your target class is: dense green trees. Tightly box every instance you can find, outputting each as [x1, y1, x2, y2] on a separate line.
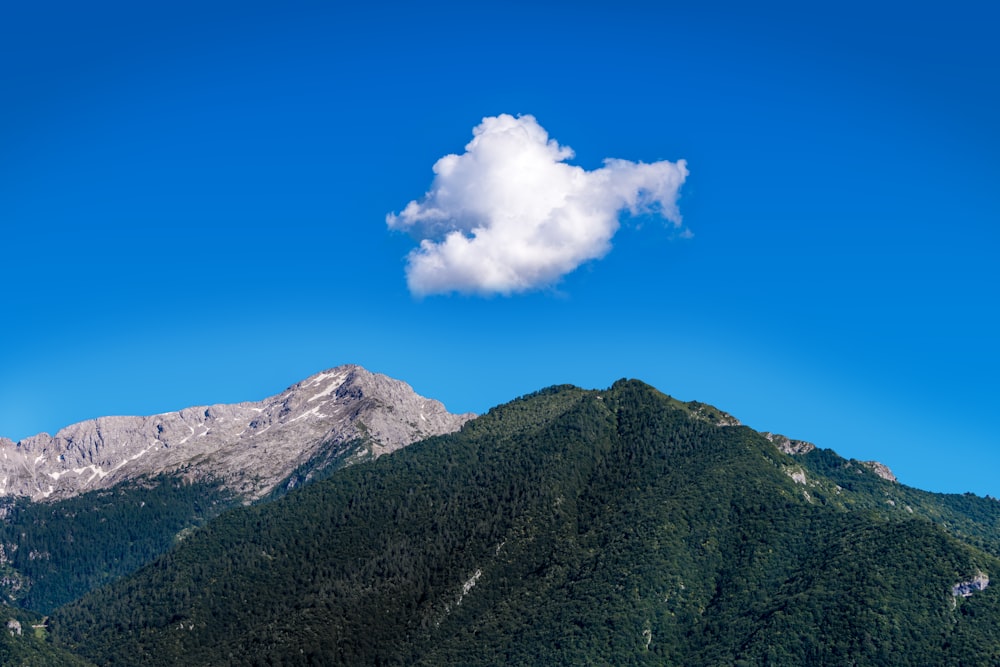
[42, 381, 1000, 665]
[797, 444, 1000, 555]
[0, 477, 236, 613]
[0, 603, 95, 666]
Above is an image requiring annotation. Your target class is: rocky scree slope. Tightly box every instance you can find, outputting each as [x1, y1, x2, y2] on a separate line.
[0, 365, 473, 501]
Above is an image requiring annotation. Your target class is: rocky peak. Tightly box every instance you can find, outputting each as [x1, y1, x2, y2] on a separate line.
[859, 460, 897, 483]
[0, 365, 474, 502]
[763, 432, 816, 455]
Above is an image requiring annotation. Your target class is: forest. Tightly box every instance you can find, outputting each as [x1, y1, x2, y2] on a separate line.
[0, 477, 236, 613]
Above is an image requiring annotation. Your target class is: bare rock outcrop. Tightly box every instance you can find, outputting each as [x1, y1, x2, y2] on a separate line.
[859, 460, 897, 482]
[763, 432, 816, 455]
[0, 365, 473, 501]
[953, 571, 990, 597]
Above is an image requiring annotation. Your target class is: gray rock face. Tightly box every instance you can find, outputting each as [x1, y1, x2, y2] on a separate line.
[859, 460, 897, 483]
[762, 432, 816, 455]
[952, 571, 990, 597]
[0, 365, 474, 501]
[763, 433, 897, 483]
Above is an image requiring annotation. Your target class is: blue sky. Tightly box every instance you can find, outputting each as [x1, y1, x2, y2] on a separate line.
[2, 1, 997, 496]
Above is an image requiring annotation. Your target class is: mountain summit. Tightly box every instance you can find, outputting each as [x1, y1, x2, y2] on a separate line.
[0, 365, 473, 501]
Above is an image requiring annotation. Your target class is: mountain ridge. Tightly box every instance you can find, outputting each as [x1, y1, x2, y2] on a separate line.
[45, 379, 1000, 665]
[0, 365, 473, 502]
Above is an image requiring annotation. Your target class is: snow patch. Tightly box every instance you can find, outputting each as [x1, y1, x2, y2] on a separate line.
[308, 372, 348, 402]
[178, 423, 196, 446]
[289, 405, 326, 423]
[73, 465, 109, 484]
[308, 370, 348, 389]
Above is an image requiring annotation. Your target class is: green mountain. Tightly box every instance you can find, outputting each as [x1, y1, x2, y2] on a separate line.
[42, 380, 1000, 665]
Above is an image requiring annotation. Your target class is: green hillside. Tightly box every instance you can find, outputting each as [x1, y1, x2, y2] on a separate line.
[0, 603, 95, 666]
[0, 477, 236, 614]
[41, 380, 1000, 665]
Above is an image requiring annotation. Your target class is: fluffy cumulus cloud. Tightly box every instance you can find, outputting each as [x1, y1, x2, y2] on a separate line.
[387, 114, 688, 296]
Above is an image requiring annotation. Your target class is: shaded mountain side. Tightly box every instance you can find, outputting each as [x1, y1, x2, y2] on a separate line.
[264, 437, 369, 501]
[0, 477, 237, 614]
[0, 435, 395, 616]
[47, 380, 1000, 666]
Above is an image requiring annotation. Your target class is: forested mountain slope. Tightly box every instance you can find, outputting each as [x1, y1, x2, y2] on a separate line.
[0, 478, 236, 613]
[0, 603, 95, 666]
[45, 380, 1000, 665]
[0, 365, 471, 616]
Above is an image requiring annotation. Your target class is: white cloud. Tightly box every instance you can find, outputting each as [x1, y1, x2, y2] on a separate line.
[387, 114, 688, 296]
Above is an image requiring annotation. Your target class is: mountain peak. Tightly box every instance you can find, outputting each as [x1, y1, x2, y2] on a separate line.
[0, 365, 473, 502]
[762, 432, 817, 455]
[859, 459, 897, 482]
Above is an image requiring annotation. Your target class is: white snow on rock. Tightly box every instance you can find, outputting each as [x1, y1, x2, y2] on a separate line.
[0, 365, 474, 502]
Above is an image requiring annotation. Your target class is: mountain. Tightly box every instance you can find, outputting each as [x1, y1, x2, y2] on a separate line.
[45, 380, 1000, 666]
[0, 365, 473, 614]
[0, 365, 473, 502]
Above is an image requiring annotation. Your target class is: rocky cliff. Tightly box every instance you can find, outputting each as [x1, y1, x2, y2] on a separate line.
[0, 365, 473, 501]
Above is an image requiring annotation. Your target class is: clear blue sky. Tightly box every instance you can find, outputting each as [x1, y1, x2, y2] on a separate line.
[2, 1, 997, 496]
